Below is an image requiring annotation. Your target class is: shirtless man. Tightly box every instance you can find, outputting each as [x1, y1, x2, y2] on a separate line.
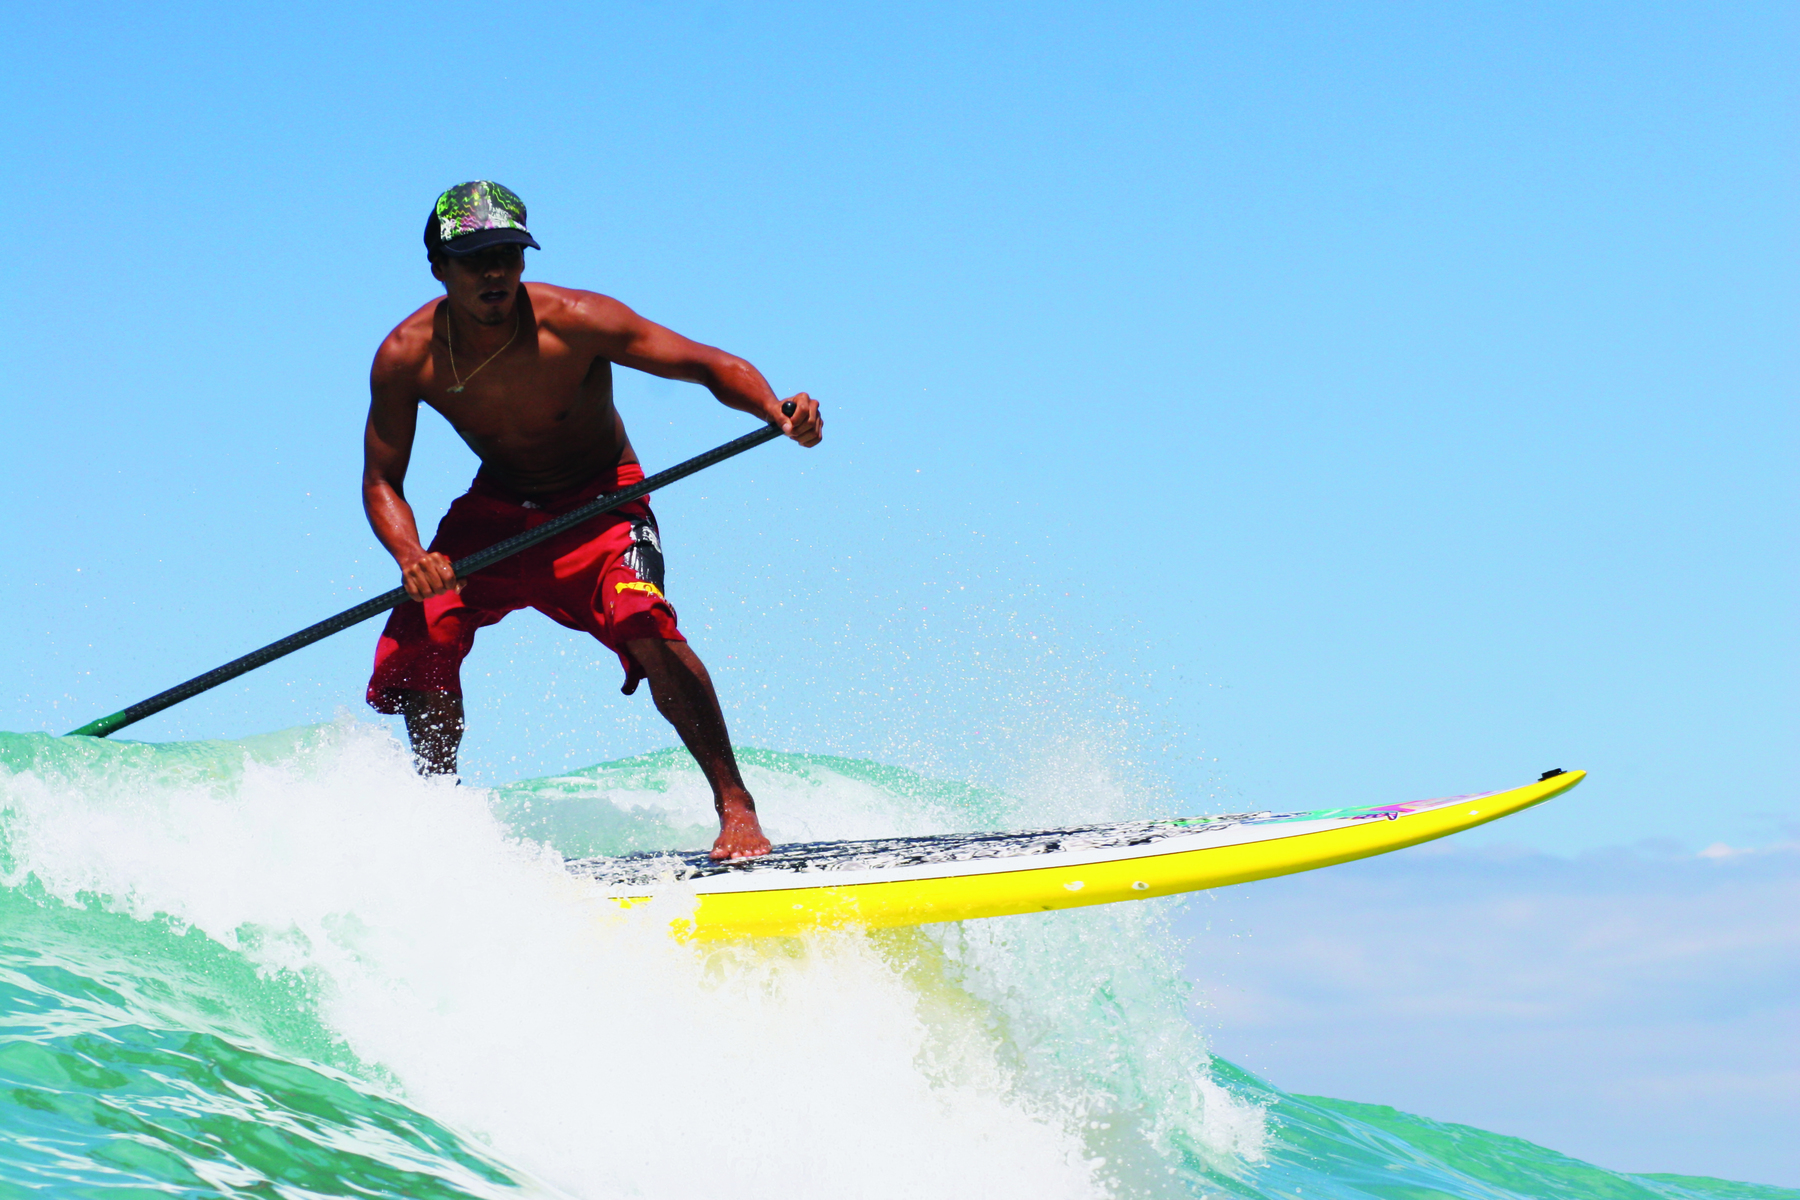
[362, 181, 821, 860]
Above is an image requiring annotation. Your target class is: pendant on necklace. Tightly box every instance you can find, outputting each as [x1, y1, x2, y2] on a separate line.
[447, 385, 465, 394]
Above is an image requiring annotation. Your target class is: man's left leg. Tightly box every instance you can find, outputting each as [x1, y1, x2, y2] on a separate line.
[625, 637, 771, 860]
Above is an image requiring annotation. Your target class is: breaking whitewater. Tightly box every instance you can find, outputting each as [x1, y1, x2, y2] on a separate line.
[1, 722, 1788, 1200]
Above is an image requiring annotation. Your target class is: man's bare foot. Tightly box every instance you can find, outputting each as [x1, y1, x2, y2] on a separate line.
[711, 805, 771, 861]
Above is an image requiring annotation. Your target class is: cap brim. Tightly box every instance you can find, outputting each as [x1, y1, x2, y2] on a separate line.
[443, 227, 541, 255]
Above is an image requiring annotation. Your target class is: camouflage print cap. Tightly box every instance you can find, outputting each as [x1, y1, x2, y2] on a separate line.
[426, 181, 542, 256]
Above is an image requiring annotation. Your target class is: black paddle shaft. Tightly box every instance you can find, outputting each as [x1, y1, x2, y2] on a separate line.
[68, 406, 795, 738]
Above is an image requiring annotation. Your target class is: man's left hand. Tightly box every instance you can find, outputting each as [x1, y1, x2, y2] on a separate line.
[778, 392, 823, 447]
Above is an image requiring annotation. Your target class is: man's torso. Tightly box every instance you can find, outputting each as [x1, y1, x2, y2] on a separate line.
[389, 283, 634, 495]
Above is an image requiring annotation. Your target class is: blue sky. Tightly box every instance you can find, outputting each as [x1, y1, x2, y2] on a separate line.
[0, 0, 1793, 1181]
[3, 0, 1789, 853]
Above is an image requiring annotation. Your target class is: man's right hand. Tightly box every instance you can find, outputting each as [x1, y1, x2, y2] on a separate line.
[401, 551, 463, 601]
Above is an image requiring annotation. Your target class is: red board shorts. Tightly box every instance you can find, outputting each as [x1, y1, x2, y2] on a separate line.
[367, 461, 684, 713]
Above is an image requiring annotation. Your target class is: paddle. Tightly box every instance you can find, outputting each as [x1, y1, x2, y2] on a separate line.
[67, 402, 798, 739]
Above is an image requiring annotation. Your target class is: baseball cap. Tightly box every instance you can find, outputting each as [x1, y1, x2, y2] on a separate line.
[425, 181, 542, 256]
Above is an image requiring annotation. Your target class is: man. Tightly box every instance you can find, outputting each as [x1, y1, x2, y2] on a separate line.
[363, 181, 820, 860]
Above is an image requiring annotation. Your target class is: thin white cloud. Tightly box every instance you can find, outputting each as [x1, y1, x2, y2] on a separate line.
[1176, 841, 1800, 1187]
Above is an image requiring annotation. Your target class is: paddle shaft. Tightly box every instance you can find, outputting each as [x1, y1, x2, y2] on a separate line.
[68, 407, 795, 738]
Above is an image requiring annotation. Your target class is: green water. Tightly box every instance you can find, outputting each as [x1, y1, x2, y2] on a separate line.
[0, 723, 1786, 1199]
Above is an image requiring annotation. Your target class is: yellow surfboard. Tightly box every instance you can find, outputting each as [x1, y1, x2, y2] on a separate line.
[569, 770, 1584, 940]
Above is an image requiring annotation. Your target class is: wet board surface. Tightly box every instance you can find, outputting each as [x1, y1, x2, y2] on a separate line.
[566, 770, 1585, 939]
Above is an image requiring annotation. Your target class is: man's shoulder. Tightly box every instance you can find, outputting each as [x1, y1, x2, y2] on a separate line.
[526, 282, 635, 335]
[372, 298, 440, 382]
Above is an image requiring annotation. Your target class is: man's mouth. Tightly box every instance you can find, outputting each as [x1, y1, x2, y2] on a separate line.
[479, 289, 508, 304]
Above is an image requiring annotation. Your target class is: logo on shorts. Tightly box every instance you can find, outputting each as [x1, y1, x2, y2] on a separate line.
[621, 516, 666, 594]
[615, 580, 665, 600]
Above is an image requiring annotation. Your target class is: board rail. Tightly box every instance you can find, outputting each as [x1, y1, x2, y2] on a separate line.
[569, 770, 1585, 940]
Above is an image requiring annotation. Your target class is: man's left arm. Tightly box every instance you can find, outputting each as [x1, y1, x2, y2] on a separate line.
[581, 293, 822, 447]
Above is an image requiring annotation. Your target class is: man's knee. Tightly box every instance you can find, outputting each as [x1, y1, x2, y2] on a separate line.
[398, 689, 465, 734]
[625, 637, 698, 677]
[397, 688, 464, 713]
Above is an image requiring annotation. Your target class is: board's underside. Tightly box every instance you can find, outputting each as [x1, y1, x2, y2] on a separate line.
[568, 771, 1584, 940]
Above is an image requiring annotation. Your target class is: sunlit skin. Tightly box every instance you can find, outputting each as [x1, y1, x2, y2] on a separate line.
[363, 243, 822, 860]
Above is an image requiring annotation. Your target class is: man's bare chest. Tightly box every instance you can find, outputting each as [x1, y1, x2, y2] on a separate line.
[424, 343, 613, 438]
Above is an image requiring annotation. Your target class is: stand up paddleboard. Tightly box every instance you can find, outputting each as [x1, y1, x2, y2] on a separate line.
[567, 769, 1584, 939]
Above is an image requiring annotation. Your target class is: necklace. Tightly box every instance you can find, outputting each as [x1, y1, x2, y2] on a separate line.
[444, 308, 519, 394]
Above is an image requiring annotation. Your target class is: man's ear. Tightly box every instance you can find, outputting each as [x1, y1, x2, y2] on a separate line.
[429, 257, 447, 285]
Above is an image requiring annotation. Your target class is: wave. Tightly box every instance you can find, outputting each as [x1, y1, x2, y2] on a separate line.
[0, 722, 1787, 1200]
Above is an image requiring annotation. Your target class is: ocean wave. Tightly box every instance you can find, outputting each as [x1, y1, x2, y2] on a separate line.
[0, 722, 1787, 1200]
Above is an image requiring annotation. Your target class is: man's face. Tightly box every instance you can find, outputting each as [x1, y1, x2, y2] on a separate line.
[432, 244, 526, 325]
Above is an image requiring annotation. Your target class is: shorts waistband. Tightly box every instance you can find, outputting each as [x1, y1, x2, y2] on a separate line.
[467, 460, 647, 512]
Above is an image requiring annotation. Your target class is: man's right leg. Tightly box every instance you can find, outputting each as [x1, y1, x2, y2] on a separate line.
[397, 690, 465, 776]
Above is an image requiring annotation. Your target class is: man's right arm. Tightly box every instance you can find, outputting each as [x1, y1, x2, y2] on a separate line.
[364, 347, 461, 601]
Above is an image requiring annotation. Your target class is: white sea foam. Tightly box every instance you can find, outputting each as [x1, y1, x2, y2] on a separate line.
[0, 719, 1264, 1199]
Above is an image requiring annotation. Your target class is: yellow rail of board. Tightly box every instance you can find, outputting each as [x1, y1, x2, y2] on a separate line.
[625, 771, 1584, 940]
